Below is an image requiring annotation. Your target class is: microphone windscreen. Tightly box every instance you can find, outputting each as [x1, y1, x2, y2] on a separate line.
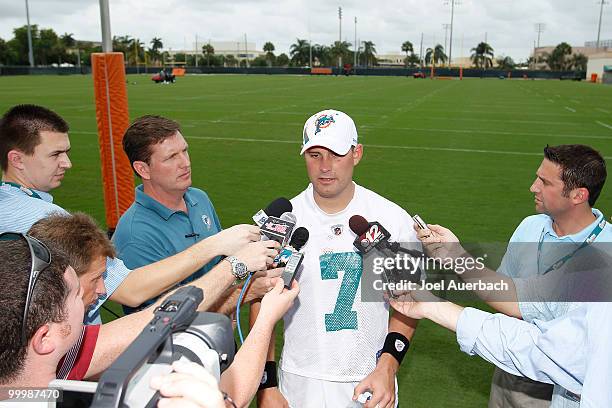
[349, 215, 369, 235]
[265, 198, 293, 218]
[280, 212, 297, 224]
[289, 227, 309, 250]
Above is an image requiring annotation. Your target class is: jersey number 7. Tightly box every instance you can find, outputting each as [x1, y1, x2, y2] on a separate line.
[320, 252, 363, 332]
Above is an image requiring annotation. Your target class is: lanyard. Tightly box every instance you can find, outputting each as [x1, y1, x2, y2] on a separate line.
[537, 217, 607, 274]
[1, 181, 43, 200]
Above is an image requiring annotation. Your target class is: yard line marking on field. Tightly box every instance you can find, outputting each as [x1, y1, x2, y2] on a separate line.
[179, 135, 612, 160]
[564, 106, 576, 113]
[597, 108, 610, 114]
[67, 131, 612, 160]
[548, 99, 554, 103]
[571, 100, 581, 104]
[596, 121, 612, 131]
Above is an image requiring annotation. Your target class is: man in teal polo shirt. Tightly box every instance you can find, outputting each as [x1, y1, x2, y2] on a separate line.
[114, 115, 225, 312]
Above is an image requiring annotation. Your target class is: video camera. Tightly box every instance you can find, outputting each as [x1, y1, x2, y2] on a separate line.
[51, 286, 235, 408]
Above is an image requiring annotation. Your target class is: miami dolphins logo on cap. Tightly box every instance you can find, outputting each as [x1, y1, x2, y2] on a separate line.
[314, 114, 335, 135]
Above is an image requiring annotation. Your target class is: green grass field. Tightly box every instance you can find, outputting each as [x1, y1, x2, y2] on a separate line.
[1, 74, 611, 406]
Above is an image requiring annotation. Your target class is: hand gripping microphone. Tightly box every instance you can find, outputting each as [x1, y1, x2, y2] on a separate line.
[252, 197, 292, 227]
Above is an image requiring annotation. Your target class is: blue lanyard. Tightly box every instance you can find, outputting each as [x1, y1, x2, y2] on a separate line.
[1, 181, 43, 200]
[537, 217, 607, 274]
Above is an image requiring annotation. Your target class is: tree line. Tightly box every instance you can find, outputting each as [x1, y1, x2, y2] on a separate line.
[0, 24, 588, 71]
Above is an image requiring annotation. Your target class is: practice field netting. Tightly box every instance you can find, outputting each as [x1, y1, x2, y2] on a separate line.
[1, 74, 611, 406]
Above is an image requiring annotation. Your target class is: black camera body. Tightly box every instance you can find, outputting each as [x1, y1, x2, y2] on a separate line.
[52, 286, 235, 408]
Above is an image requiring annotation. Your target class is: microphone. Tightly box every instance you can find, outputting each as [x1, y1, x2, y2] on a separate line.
[261, 211, 297, 246]
[349, 215, 393, 255]
[274, 227, 309, 266]
[349, 215, 423, 291]
[252, 198, 292, 226]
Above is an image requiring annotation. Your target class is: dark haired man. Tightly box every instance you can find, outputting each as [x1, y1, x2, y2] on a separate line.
[416, 144, 610, 408]
[0, 105, 271, 323]
[114, 115, 260, 312]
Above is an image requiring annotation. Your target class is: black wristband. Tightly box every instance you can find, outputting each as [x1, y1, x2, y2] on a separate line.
[377, 332, 410, 365]
[258, 361, 278, 390]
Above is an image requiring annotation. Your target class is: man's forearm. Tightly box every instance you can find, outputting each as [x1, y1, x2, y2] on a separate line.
[220, 313, 275, 407]
[421, 301, 464, 332]
[84, 297, 167, 378]
[112, 238, 223, 307]
[378, 311, 418, 373]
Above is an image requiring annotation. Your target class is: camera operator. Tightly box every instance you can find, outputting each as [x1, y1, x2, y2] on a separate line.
[0, 232, 299, 407]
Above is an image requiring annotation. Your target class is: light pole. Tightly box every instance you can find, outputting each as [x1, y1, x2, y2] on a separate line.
[25, 0, 34, 66]
[338, 6, 343, 68]
[596, 0, 608, 49]
[442, 23, 451, 66]
[354, 16, 357, 69]
[445, 0, 459, 67]
[534, 23, 545, 67]
[99, 0, 112, 52]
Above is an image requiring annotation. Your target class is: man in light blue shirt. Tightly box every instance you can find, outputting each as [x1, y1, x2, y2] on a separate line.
[0, 104, 128, 323]
[417, 144, 609, 407]
[388, 296, 612, 408]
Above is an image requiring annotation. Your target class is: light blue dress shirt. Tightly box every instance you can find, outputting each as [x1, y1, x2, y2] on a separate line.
[496, 208, 612, 406]
[456, 304, 612, 408]
[0, 182, 130, 323]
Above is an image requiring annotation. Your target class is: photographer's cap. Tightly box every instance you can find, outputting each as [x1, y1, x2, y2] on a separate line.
[300, 109, 358, 155]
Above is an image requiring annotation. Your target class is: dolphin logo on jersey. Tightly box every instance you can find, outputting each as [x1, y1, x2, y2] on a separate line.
[201, 215, 212, 230]
[314, 114, 335, 135]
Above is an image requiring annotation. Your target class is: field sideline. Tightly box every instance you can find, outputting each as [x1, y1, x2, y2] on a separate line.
[1, 74, 611, 406]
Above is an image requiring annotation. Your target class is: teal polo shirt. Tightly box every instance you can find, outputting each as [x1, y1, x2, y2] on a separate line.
[113, 185, 222, 313]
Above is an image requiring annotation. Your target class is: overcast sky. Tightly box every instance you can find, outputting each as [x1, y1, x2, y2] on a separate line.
[0, 0, 610, 62]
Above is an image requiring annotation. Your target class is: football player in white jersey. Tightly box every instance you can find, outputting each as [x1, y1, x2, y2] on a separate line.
[253, 109, 420, 408]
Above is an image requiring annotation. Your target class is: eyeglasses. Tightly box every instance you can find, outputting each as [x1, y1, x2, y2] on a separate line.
[0, 232, 51, 345]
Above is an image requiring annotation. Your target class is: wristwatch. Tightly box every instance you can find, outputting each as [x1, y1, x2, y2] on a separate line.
[225, 256, 249, 280]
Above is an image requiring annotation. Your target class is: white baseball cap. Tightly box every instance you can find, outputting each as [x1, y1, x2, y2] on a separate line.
[300, 109, 359, 155]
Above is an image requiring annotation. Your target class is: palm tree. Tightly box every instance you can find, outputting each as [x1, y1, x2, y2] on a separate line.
[404, 53, 420, 67]
[545, 42, 573, 71]
[330, 40, 352, 66]
[496, 55, 515, 70]
[569, 53, 587, 72]
[224, 54, 238, 67]
[289, 38, 310, 66]
[425, 44, 447, 66]
[362, 40, 377, 67]
[401, 41, 413, 56]
[313, 44, 331, 66]
[263, 41, 275, 66]
[202, 43, 215, 66]
[60, 33, 75, 49]
[470, 42, 494, 69]
[150, 37, 163, 52]
[128, 38, 144, 65]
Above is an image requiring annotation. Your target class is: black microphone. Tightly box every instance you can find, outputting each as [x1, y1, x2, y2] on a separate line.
[349, 214, 423, 289]
[261, 211, 297, 246]
[274, 227, 309, 266]
[349, 215, 393, 255]
[252, 197, 292, 226]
